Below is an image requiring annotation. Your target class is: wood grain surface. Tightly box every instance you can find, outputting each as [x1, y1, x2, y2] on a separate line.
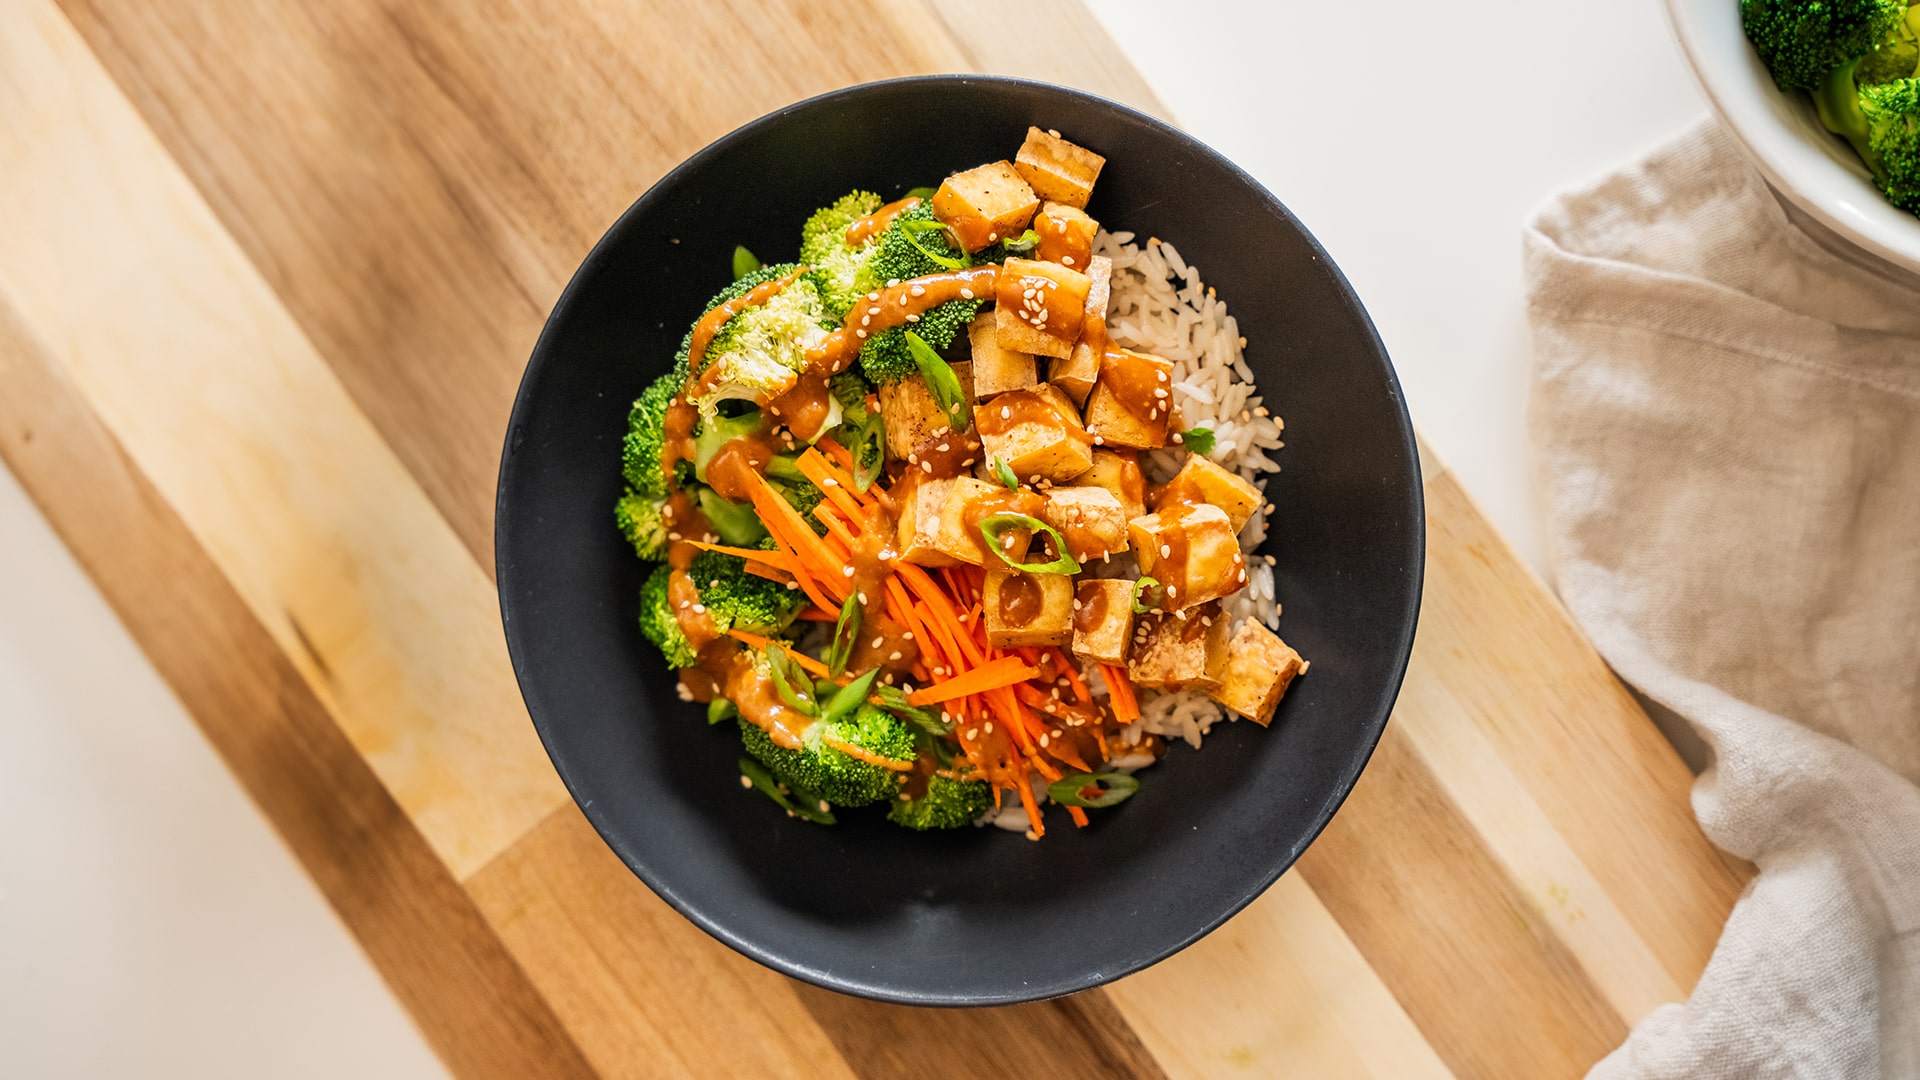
[0, 0, 1748, 1076]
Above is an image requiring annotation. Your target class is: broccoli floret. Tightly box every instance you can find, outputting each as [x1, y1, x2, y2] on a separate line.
[695, 488, 769, 547]
[887, 774, 993, 830]
[1863, 78, 1920, 210]
[614, 488, 668, 560]
[738, 702, 914, 808]
[800, 190, 884, 320]
[1742, 0, 1903, 90]
[858, 203, 983, 384]
[678, 263, 834, 422]
[621, 372, 680, 499]
[687, 549, 804, 635]
[637, 564, 698, 668]
[1860, 7, 1920, 83]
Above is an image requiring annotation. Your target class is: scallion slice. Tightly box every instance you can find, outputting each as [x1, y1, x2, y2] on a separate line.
[903, 330, 972, 430]
[1048, 772, 1139, 809]
[738, 757, 835, 824]
[732, 245, 762, 280]
[820, 667, 880, 727]
[991, 456, 1019, 490]
[826, 595, 863, 678]
[899, 218, 967, 270]
[1131, 576, 1162, 614]
[978, 513, 1081, 575]
[765, 643, 817, 717]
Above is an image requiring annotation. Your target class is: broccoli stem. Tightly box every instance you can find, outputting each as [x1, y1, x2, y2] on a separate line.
[1817, 58, 1890, 182]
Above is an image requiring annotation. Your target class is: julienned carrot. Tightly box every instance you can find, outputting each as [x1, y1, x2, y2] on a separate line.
[906, 657, 1038, 705]
[796, 451, 866, 520]
[1052, 647, 1092, 704]
[1067, 806, 1090, 828]
[817, 435, 858, 475]
[1102, 663, 1140, 723]
[725, 629, 838, 682]
[689, 541, 793, 570]
[743, 469, 843, 591]
[742, 560, 790, 584]
[1012, 760, 1045, 838]
[794, 608, 838, 622]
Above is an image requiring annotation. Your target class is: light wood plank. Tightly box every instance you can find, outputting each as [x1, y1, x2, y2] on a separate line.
[0, 0, 567, 879]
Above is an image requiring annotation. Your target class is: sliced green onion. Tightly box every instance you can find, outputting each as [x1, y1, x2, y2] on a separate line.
[899, 218, 967, 270]
[739, 757, 835, 824]
[903, 329, 973, 430]
[1048, 771, 1139, 809]
[1000, 228, 1041, 253]
[979, 513, 1081, 574]
[821, 667, 881, 727]
[732, 245, 762, 280]
[872, 685, 953, 767]
[833, 409, 886, 492]
[991, 456, 1019, 490]
[1178, 426, 1215, 455]
[905, 186, 938, 201]
[765, 643, 818, 717]
[708, 698, 738, 726]
[1131, 576, 1162, 615]
[826, 595, 863, 677]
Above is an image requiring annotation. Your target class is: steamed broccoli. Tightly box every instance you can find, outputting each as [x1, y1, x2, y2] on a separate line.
[678, 263, 835, 422]
[1860, 7, 1920, 84]
[738, 701, 914, 807]
[614, 488, 669, 560]
[696, 488, 769, 547]
[621, 372, 680, 499]
[858, 202, 984, 384]
[637, 564, 698, 668]
[887, 774, 993, 830]
[1742, 0, 1904, 90]
[799, 190, 885, 319]
[687, 549, 805, 635]
[1863, 78, 1920, 209]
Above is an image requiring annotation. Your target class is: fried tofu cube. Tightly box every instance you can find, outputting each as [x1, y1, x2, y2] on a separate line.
[1128, 502, 1247, 610]
[983, 567, 1075, 648]
[932, 161, 1039, 253]
[966, 313, 1037, 398]
[1073, 448, 1146, 520]
[1211, 621, 1308, 725]
[1014, 127, 1106, 210]
[877, 362, 974, 460]
[1128, 605, 1231, 694]
[1034, 202, 1098, 270]
[1071, 579, 1135, 665]
[1051, 255, 1110, 406]
[977, 383, 1093, 483]
[1040, 485, 1130, 561]
[1085, 348, 1175, 449]
[994, 258, 1091, 359]
[896, 476, 998, 567]
[1156, 454, 1263, 533]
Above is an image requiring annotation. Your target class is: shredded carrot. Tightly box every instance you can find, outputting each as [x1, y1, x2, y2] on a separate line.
[1067, 806, 1090, 828]
[793, 607, 838, 622]
[1052, 647, 1092, 704]
[1012, 760, 1045, 837]
[742, 560, 791, 584]
[817, 435, 858, 474]
[742, 469, 844, 594]
[908, 657, 1038, 705]
[820, 732, 914, 771]
[689, 541, 794, 570]
[1102, 663, 1141, 723]
[725, 629, 837, 681]
[797, 453, 867, 519]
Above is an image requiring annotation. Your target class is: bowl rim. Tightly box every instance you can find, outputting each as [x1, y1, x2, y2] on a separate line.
[495, 72, 1425, 1005]
[1664, 0, 1920, 275]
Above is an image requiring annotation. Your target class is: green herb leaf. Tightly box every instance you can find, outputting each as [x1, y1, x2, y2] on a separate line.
[738, 757, 836, 824]
[765, 643, 818, 717]
[978, 512, 1081, 574]
[905, 186, 938, 201]
[1178, 426, 1215, 455]
[903, 330, 972, 431]
[899, 218, 967, 270]
[827, 595, 864, 677]
[821, 667, 881, 728]
[1131, 576, 1162, 615]
[1000, 228, 1041, 253]
[707, 698, 738, 726]
[1048, 771, 1140, 809]
[732, 245, 762, 280]
[991, 456, 1019, 490]
[833, 409, 886, 492]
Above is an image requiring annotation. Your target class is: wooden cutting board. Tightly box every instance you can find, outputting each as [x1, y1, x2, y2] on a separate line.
[0, 1, 1749, 1076]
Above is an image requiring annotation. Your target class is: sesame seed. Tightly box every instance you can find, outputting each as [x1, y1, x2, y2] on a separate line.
[871, 636, 884, 649]
[937, 443, 950, 452]
[960, 458, 975, 467]
[898, 294, 910, 306]
[785, 581, 799, 590]
[1161, 544, 1172, 557]
[961, 288, 975, 299]
[1023, 288, 1036, 299]
[1062, 256, 1075, 266]
[859, 591, 869, 604]
[856, 329, 867, 339]
[988, 232, 998, 242]
[692, 603, 706, 614]
[886, 279, 900, 287]
[1157, 371, 1169, 382]
[910, 285, 926, 296]
[843, 566, 856, 577]
[905, 313, 920, 322]
[1002, 406, 1012, 419]
[1172, 433, 1184, 444]
[739, 775, 752, 789]
[984, 721, 994, 734]
[1093, 435, 1104, 445]
[861, 315, 871, 326]
[868, 291, 881, 300]
[921, 460, 934, 473]
[1265, 503, 1276, 514]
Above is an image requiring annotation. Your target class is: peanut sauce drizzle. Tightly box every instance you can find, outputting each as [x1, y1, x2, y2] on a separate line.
[844, 195, 921, 247]
[803, 266, 1000, 376]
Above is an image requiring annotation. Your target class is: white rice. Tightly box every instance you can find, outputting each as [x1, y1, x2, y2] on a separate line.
[1092, 229, 1287, 751]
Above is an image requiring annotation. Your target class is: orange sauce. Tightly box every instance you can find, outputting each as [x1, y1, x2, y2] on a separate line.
[804, 266, 1000, 376]
[686, 270, 805, 383]
[702, 432, 777, 504]
[844, 196, 921, 247]
[997, 573, 1045, 627]
[766, 370, 836, 444]
[1072, 580, 1110, 635]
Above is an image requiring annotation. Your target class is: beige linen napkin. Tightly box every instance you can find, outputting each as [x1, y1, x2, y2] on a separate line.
[1526, 118, 1920, 1078]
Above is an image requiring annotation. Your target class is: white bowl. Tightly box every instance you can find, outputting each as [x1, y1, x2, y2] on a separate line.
[1667, 0, 1920, 272]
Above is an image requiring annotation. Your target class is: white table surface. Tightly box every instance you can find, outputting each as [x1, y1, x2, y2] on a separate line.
[0, 1, 1708, 1073]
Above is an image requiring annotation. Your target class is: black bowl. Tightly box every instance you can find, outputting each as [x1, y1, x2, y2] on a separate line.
[497, 76, 1422, 1005]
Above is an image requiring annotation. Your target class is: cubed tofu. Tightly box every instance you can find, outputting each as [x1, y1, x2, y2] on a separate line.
[1156, 454, 1263, 533]
[1085, 348, 1175, 449]
[877, 362, 974, 460]
[1040, 485, 1130, 561]
[1013, 127, 1106, 210]
[1127, 604, 1231, 694]
[932, 161, 1039, 253]
[1210, 621, 1308, 725]
[983, 567, 1075, 648]
[966, 312, 1037, 398]
[1128, 502, 1247, 610]
[977, 383, 1093, 483]
[994, 258, 1091, 359]
[1073, 448, 1147, 521]
[1051, 255, 1111, 406]
[896, 476, 999, 567]
[1034, 202, 1098, 270]
[1071, 579, 1135, 665]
